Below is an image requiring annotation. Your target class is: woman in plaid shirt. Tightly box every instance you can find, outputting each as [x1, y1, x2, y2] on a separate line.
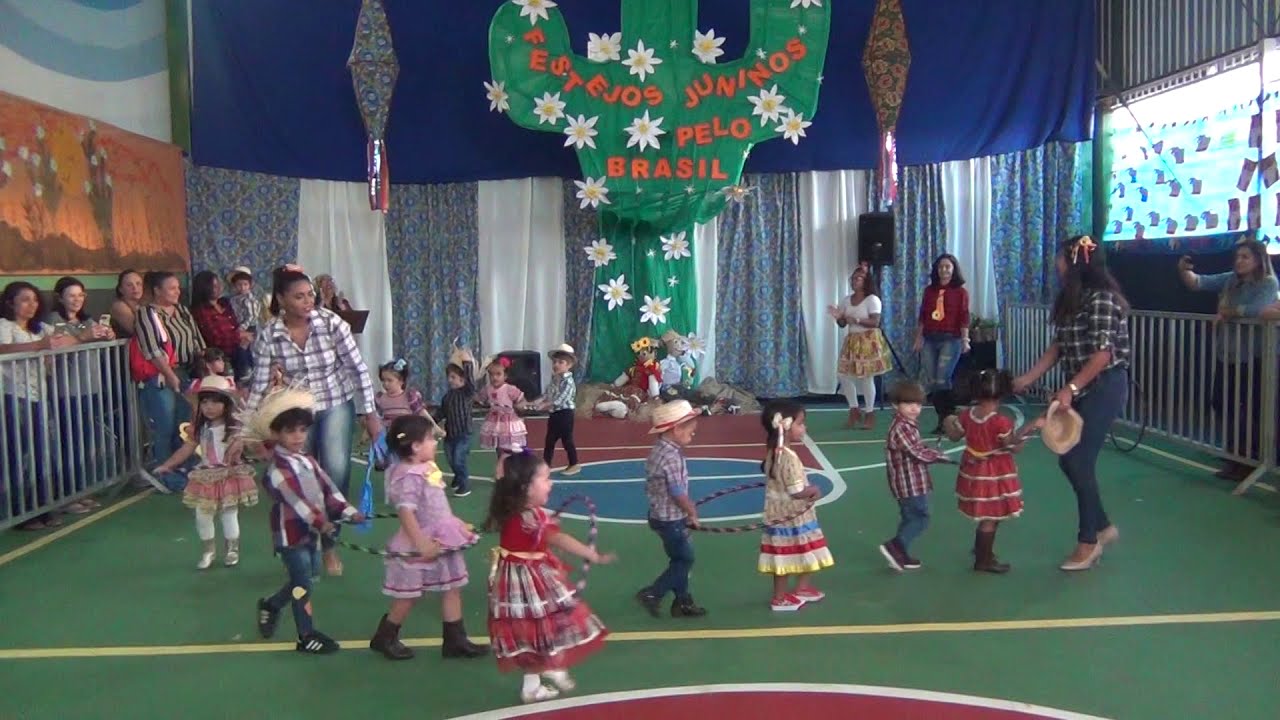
[247, 266, 381, 577]
[1014, 236, 1130, 572]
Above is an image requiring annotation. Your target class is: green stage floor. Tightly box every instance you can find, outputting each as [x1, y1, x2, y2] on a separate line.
[1, 407, 1278, 719]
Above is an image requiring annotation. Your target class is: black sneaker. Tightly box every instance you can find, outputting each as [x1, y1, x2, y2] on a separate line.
[296, 631, 340, 655]
[671, 597, 707, 618]
[635, 589, 661, 618]
[879, 540, 906, 572]
[903, 555, 923, 570]
[257, 598, 280, 639]
[453, 488, 472, 497]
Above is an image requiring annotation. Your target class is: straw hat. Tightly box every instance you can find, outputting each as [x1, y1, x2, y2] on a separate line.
[548, 343, 577, 361]
[1042, 400, 1083, 455]
[190, 374, 238, 400]
[238, 384, 315, 445]
[648, 399, 703, 434]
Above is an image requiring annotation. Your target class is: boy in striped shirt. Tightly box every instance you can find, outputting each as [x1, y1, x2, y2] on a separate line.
[433, 363, 476, 496]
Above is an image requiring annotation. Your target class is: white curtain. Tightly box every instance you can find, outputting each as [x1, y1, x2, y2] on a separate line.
[940, 158, 997, 320]
[296, 180, 395, 372]
[693, 218, 719, 381]
[477, 178, 567, 388]
[798, 170, 870, 394]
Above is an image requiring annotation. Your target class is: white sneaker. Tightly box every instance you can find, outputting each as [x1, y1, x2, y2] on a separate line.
[139, 469, 171, 494]
[542, 670, 576, 692]
[521, 685, 560, 704]
[196, 551, 216, 570]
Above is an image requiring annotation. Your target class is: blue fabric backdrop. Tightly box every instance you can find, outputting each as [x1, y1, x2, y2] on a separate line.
[185, 161, 300, 290]
[191, 0, 1094, 183]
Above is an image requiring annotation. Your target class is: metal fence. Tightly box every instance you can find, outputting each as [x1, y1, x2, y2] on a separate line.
[1003, 305, 1278, 494]
[1, 340, 141, 530]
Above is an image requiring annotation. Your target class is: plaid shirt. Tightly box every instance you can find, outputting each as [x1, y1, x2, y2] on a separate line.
[645, 437, 690, 521]
[262, 446, 357, 548]
[192, 299, 241, 356]
[228, 292, 262, 331]
[247, 308, 375, 414]
[434, 383, 475, 438]
[545, 371, 576, 411]
[1053, 290, 1131, 382]
[885, 413, 949, 499]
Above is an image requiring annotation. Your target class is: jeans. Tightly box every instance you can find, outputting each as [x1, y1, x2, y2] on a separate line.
[443, 434, 472, 492]
[1059, 366, 1128, 544]
[646, 516, 695, 601]
[921, 333, 963, 392]
[230, 346, 254, 381]
[266, 543, 318, 638]
[3, 394, 49, 519]
[138, 380, 191, 467]
[155, 456, 199, 493]
[56, 395, 100, 498]
[893, 494, 931, 553]
[309, 401, 354, 550]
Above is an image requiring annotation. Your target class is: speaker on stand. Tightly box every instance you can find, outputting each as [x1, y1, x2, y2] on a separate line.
[496, 351, 542, 403]
[855, 212, 909, 380]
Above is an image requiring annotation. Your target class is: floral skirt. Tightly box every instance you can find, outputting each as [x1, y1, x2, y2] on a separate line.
[488, 555, 608, 673]
[838, 330, 892, 378]
[182, 465, 258, 513]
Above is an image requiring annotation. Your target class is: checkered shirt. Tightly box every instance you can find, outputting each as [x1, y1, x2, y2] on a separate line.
[645, 437, 690, 521]
[1053, 290, 1131, 382]
[229, 292, 262, 331]
[263, 446, 357, 548]
[545, 371, 576, 411]
[885, 413, 949, 499]
[247, 308, 376, 414]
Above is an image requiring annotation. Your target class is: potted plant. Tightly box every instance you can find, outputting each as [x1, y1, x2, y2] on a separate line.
[969, 316, 1000, 344]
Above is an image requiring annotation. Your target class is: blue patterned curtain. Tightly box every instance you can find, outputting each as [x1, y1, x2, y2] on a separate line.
[561, 179, 597, 380]
[874, 165, 948, 382]
[989, 142, 1088, 307]
[385, 183, 481, 401]
[185, 161, 300, 289]
[714, 173, 808, 397]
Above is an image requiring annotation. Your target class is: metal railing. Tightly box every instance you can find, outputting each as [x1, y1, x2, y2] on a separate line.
[1003, 305, 1278, 494]
[1, 340, 141, 530]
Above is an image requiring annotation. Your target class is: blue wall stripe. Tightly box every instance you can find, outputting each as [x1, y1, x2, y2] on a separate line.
[0, 0, 165, 80]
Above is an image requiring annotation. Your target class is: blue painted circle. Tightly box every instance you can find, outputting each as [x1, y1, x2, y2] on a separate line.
[549, 458, 835, 523]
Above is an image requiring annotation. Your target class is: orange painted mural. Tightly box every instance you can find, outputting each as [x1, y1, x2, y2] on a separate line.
[0, 92, 188, 273]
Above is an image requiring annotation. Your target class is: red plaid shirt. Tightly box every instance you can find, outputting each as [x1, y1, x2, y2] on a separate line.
[262, 446, 357, 548]
[192, 299, 241, 356]
[885, 413, 951, 499]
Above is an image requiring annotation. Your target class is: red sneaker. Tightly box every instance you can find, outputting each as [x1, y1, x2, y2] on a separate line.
[770, 594, 806, 612]
[794, 587, 825, 602]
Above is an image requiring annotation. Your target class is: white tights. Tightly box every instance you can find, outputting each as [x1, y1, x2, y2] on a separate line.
[839, 375, 876, 412]
[195, 508, 241, 542]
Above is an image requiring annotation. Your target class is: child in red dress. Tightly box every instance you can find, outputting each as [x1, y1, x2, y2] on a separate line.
[943, 370, 1045, 573]
[484, 451, 614, 704]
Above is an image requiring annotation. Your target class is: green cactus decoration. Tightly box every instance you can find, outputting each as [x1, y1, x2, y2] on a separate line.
[489, 0, 831, 380]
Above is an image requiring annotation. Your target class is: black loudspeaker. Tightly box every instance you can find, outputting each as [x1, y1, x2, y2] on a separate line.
[497, 351, 542, 400]
[858, 212, 895, 266]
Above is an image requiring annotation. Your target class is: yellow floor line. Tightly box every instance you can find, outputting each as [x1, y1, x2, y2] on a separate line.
[3, 610, 1278, 660]
[0, 489, 153, 568]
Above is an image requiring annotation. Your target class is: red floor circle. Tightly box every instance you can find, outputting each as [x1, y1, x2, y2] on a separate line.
[447, 683, 1107, 719]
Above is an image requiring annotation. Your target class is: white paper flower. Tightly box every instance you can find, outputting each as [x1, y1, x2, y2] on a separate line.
[587, 32, 622, 62]
[600, 275, 633, 311]
[640, 295, 671, 326]
[584, 238, 617, 268]
[2, 161, 12, 178]
[775, 111, 812, 145]
[748, 85, 789, 126]
[692, 29, 726, 64]
[574, 176, 611, 209]
[17, 146, 28, 160]
[685, 333, 707, 357]
[105, 174, 113, 187]
[513, 0, 556, 26]
[0, 137, 6, 151]
[622, 40, 662, 82]
[563, 114, 599, 149]
[661, 231, 691, 260]
[33, 183, 43, 198]
[83, 179, 91, 194]
[624, 110, 666, 152]
[48, 158, 57, 172]
[90, 154, 99, 167]
[532, 91, 567, 125]
[35, 126, 45, 140]
[100, 148, 108, 160]
[484, 80, 510, 113]
[667, 276, 679, 287]
[790, 0, 822, 7]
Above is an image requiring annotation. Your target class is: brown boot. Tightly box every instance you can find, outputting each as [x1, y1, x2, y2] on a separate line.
[860, 411, 875, 431]
[972, 528, 1010, 574]
[844, 408, 861, 429]
[370, 614, 414, 660]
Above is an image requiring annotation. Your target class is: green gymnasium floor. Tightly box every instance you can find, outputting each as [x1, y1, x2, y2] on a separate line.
[1, 406, 1278, 719]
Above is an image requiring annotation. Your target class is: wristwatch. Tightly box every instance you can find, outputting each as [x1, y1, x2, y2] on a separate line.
[1068, 382, 1081, 396]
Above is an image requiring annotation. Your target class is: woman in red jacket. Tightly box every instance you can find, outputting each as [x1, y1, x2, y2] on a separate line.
[912, 254, 970, 433]
[190, 271, 255, 381]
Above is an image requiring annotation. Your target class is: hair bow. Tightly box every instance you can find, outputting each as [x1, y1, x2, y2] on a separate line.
[771, 412, 793, 452]
[1071, 236, 1098, 265]
[393, 358, 407, 372]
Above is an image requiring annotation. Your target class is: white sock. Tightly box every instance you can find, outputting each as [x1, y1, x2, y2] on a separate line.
[543, 669, 569, 683]
[220, 509, 240, 540]
[521, 674, 542, 694]
[195, 510, 215, 541]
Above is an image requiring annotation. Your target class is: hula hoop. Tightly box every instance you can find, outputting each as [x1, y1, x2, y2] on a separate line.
[689, 482, 816, 534]
[550, 494, 598, 592]
[328, 513, 481, 560]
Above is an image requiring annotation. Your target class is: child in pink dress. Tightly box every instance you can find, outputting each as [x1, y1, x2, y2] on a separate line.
[943, 369, 1045, 574]
[369, 414, 488, 661]
[478, 357, 528, 472]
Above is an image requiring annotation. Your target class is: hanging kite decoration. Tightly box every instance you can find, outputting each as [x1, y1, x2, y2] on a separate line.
[347, 0, 399, 212]
[488, 0, 832, 380]
[862, 0, 910, 205]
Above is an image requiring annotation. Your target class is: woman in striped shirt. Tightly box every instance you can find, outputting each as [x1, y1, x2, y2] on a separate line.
[136, 271, 206, 467]
[248, 266, 381, 576]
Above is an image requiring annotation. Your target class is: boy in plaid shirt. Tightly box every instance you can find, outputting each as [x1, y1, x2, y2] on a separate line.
[880, 381, 955, 572]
